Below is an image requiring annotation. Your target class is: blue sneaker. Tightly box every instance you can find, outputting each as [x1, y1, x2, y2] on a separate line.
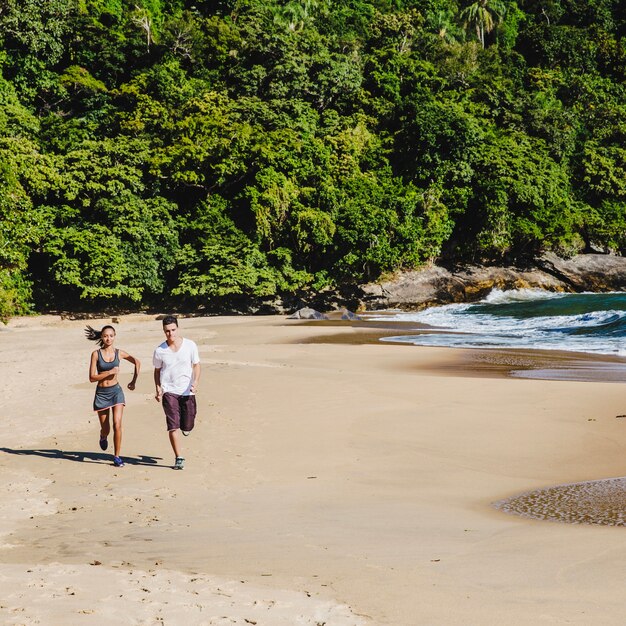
[99, 438, 108, 451]
[113, 456, 125, 467]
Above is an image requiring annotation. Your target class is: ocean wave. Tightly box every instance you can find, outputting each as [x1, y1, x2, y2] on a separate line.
[482, 288, 566, 304]
[373, 289, 626, 356]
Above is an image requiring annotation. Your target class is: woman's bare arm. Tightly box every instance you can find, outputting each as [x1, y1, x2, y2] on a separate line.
[120, 350, 140, 390]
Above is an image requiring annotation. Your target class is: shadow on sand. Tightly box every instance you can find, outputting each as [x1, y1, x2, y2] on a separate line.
[0, 447, 166, 467]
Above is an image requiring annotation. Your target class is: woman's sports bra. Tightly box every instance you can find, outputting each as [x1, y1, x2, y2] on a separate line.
[97, 349, 120, 373]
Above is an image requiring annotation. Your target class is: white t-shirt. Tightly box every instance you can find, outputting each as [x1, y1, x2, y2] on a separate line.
[153, 338, 200, 395]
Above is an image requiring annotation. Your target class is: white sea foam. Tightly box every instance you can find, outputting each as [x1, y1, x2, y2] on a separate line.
[373, 290, 626, 356]
[482, 288, 565, 304]
[380, 331, 623, 355]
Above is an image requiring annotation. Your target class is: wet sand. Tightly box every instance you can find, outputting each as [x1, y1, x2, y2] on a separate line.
[494, 477, 626, 526]
[297, 317, 626, 382]
[1, 314, 626, 625]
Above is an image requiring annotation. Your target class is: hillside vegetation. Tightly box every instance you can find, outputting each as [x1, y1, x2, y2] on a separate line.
[2, 0, 626, 317]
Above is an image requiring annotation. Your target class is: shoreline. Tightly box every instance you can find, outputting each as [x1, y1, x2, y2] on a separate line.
[1, 314, 626, 624]
[8, 311, 626, 383]
[295, 317, 626, 383]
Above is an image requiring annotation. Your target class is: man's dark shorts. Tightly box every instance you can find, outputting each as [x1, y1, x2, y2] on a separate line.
[162, 393, 197, 432]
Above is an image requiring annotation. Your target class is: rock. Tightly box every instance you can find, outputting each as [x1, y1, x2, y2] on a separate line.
[340, 309, 362, 320]
[287, 307, 329, 320]
[453, 264, 568, 299]
[359, 253, 626, 310]
[359, 265, 464, 309]
[537, 252, 626, 291]
[360, 265, 566, 309]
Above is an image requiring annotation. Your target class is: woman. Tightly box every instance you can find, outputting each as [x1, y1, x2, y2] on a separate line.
[86, 324, 140, 467]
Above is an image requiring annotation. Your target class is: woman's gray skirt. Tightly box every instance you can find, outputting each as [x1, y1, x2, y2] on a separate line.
[93, 383, 125, 411]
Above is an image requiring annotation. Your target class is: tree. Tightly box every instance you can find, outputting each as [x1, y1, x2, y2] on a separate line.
[462, 130, 583, 259]
[33, 136, 179, 307]
[460, 0, 506, 47]
[172, 196, 311, 300]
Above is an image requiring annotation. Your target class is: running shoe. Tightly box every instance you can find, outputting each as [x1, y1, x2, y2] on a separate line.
[173, 457, 185, 470]
[113, 456, 125, 467]
[182, 430, 191, 436]
[99, 438, 108, 451]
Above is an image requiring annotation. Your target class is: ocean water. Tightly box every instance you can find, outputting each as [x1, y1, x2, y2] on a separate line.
[373, 289, 626, 357]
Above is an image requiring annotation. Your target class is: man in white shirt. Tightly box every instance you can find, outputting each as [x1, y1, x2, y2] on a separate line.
[153, 315, 201, 470]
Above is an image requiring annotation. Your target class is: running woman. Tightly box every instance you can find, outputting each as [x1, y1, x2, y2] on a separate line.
[86, 324, 140, 467]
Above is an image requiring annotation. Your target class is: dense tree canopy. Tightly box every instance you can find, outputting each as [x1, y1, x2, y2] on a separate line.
[2, 0, 626, 317]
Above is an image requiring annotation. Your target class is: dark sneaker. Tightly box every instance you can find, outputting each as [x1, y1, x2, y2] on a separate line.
[174, 457, 185, 470]
[99, 438, 108, 451]
[113, 456, 125, 467]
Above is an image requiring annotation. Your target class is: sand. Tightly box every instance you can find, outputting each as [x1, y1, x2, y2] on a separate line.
[1, 314, 625, 625]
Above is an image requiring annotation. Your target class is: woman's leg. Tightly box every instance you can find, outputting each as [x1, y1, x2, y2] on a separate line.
[112, 404, 124, 457]
[98, 409, 111, 440]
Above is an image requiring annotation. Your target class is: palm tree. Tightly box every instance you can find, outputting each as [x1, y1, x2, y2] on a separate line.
[460, 0, 506, 48]
[430, 9, 463, 44]
[273, 0, 329, 32]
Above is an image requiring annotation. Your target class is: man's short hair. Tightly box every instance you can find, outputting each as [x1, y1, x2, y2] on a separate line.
[162, 315, 178, 327]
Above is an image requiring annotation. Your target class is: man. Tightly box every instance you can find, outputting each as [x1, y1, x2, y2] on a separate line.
[153, 315, 201, 470]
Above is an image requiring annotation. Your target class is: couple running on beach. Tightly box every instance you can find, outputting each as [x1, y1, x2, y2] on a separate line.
[86, 315, 201, 470]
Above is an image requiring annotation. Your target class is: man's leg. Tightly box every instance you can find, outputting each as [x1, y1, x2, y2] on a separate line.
[162, 393, 184, 467]
[168, 428, 182, 458]
[180, 395, 197, 435]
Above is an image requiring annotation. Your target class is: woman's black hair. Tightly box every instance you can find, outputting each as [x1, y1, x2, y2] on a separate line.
[85, 325, 115, 348]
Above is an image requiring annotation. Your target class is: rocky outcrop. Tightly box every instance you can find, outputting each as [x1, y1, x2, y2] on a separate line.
[536, 252, 626, 291]
[287, 307, 329, 319]
[340, 309, 362, 320]
[359, 253, 626, 310]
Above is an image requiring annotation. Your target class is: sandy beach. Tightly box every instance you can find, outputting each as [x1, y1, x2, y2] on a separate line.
[1, 314, 625, 625]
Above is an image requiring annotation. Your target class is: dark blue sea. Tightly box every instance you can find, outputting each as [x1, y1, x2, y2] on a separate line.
[373, 290, 626, 356]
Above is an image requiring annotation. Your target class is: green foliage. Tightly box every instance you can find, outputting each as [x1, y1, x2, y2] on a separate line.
[173, 197, 311, 298]
[59, 66, 108, 94]
[151, 91, 255, 188]
[0, 0, 75, 63]
[27, 136, 180, 308]
[43, 224, 138, 300]
[0, 135, 59, 272]
[464, 130, 583, 258]
[0, 270, 33, 322]
[0, 129, 61, 317]
[582, 199, 626, 253]
[581, 143, 626, 199]
[460, 0, 506, 48]
[81, 1, 124, 21]
[1, 0, 626, 318]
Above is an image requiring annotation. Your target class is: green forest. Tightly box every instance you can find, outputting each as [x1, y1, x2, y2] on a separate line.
[2, 0, 626, 318]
